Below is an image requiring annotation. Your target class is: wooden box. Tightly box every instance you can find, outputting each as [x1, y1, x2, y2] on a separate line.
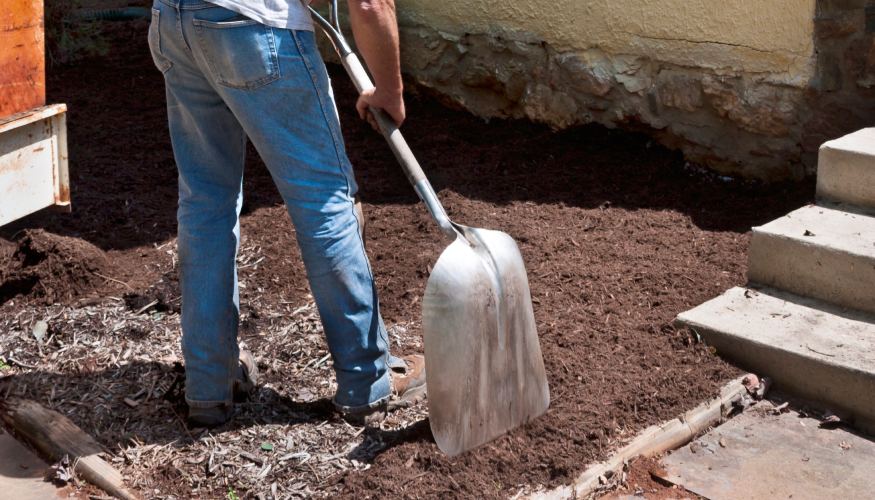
[0, 1, 46, 119]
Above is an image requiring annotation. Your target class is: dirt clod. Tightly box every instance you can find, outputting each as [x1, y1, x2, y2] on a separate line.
[123, 272, 180, 314]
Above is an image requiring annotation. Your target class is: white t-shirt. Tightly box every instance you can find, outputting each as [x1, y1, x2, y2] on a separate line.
[205, 1, 314, 31]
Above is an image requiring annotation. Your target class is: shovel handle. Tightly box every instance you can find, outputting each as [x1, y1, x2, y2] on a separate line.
[310, 3, 458, 241]
[340, 53, 422, 185]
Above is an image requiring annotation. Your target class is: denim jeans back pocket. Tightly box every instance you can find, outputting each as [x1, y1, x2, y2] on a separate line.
[148, 8, 173, 74]
[193, 17, 280, 90]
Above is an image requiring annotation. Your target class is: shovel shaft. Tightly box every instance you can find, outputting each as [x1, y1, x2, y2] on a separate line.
[310, 5, 457, 241]
[340, 53, 420, 186]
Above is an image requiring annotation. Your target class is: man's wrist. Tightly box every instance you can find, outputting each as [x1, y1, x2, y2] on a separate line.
[373, 83, 404, 97]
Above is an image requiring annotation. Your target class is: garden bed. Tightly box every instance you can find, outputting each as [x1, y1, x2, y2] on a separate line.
[0, 19, 813, 499]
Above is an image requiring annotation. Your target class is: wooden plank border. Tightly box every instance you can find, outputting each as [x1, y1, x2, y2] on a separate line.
[525, 376, 754, 500]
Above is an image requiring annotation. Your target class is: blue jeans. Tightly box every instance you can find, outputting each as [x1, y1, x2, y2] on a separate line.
[148, 0, 392, 411]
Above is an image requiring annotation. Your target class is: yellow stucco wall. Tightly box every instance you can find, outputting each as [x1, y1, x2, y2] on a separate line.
[399, 0, 817, 85]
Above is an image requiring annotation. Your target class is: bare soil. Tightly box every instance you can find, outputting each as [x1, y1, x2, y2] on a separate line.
[603, 456, 700, 500]
[0, 19, 814, 498]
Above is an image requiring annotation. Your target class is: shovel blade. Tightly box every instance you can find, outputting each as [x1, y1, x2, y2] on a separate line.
[423, 227, 550, 456]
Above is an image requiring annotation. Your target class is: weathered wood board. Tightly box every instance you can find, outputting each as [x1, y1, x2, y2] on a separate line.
[1, 398, 139, 500]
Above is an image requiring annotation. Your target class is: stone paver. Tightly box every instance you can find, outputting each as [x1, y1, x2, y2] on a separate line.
[659, 406, 875, 500]
[0, 431, 64, 500]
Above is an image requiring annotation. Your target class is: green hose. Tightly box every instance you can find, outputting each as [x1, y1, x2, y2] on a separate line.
[75, 7, 151, 22]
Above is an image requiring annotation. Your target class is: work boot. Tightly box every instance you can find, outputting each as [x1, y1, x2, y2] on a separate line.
[387, 354, 427, 410]
[187, 404, 233, 429]
[339, 354, 427, 426]
[233, 349, 259, 402]
[187, 349, 259, 429]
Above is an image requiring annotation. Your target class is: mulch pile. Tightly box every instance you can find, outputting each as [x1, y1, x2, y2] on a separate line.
[0, 229, 113, 305]
[0, 17, 814, 499]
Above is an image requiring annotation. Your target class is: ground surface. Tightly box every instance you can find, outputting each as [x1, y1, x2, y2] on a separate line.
[658, 399, 875, 500]
[603, 456, 699, 500]
[0, 18, 815, 499]
[0, 431, 79, 499]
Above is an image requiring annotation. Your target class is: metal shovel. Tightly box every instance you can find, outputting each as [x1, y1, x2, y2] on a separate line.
[311, 2, 550, 456]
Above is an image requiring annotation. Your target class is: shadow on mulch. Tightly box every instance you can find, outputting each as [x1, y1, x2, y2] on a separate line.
[1, 361, 430, 460]
[349, 420, 434, 463]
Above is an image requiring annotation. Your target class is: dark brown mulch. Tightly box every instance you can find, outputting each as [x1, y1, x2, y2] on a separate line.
[0, 229, 113, 305]
[0, 18, 815, 499]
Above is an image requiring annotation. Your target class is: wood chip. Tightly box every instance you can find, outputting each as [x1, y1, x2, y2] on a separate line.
[134, 300, 159, 315]
[238, 450, 265, 466]
[0, 293, 427, 498]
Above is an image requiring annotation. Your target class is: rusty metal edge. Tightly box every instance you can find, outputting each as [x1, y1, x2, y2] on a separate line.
[0, 104, 67, 134]
[0, 103, 71, 226]
[51, 109, 71, 207]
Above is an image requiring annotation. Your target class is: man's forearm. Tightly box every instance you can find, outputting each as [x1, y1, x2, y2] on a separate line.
[348, 0, 403, 96]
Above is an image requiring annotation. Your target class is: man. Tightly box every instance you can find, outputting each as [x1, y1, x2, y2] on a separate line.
[147, 0, 425, 428]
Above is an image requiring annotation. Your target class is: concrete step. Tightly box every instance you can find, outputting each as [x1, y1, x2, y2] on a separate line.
[748, 203, 875, 315]
[818, 128, 875, 209]
[677, 286, 875, 432]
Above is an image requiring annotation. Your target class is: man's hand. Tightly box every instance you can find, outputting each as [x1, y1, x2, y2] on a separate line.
[348, 0, 404, 130]
[356, 88, 405, 129]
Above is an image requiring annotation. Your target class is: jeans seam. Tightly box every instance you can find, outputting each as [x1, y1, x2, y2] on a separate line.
[149, 9, 174, 73]
[174, 3, 193, 56]
[186, 397, 233, 408]
[159, 0, 215, 9]
[291, 30, 391, 400]
[291, 31, 349, 189]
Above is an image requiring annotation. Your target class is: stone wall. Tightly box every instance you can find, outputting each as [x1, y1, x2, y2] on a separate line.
[323, 1, 874, 180]
[802, 1, 875, 171]
[396, 24, 810, 179]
